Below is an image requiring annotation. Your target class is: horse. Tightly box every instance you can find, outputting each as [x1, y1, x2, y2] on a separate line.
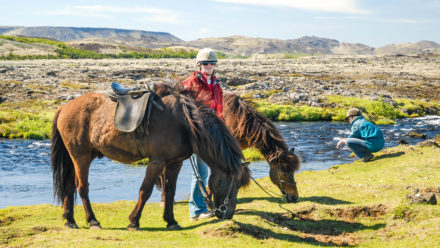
[154, 83, 300, 203]
[222, 93, 300, 202]
[51, 90, 250, 231]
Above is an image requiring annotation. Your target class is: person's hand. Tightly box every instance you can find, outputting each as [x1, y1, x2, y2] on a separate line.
[336, 139, 346, 150]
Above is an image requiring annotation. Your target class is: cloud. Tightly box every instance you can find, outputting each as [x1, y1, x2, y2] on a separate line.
[213, 0, 370, 14]
[37, 5, 181, 23]
[315, 16, 424, 24]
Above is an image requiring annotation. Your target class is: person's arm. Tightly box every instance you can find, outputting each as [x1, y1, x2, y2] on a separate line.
[336, 138, 346, 149]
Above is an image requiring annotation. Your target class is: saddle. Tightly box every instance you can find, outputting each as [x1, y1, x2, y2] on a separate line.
[109, 82, 164, 133]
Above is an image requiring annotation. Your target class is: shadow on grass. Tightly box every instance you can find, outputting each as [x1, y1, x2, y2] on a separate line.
[231, 220, 351, 246]
[238, 196, 352, 205]
[234, 209, 385, 246]
[299, 196, 353, 205]
[373, 151, 405, 160]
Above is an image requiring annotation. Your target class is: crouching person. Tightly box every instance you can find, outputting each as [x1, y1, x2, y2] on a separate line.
[336, 108, 384, 162]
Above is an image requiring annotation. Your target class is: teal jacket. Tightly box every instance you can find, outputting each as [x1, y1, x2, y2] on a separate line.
[348, 116, 385, 152]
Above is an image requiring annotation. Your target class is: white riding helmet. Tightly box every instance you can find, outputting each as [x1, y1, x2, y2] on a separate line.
[196, 48, 217, 64]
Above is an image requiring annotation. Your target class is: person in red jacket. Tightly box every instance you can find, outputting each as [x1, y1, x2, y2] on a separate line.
[182, 48, 222, 221]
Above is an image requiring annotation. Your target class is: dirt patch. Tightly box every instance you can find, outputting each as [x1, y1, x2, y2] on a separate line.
[303, 232, 359, 247]
[406, 187, 440, 205]
[94, 236, 123, 241]
[0, 216, 17, 226]
[327, 204, 388, 222]
[201, 221, 240, 238]
[201, 221, 269, 240]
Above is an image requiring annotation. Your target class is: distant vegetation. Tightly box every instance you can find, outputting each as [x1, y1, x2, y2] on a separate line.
[246, 95, 440, 125]
[0, 35, 198, 59]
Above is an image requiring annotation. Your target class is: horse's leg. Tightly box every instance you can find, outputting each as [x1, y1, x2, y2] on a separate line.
[71, 155, 101, 229]
[63, 166, 78, 228]
[159, 174, 165, 207]
[163, 161, 183, 230]
[128, 158, 165, 230]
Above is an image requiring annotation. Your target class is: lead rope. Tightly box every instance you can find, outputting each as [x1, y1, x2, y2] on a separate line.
[250, 174, 297, 217]
[189, 156, 215, 210]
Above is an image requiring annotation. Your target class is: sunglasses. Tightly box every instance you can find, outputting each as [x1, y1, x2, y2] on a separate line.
[200, 61, 217, 65]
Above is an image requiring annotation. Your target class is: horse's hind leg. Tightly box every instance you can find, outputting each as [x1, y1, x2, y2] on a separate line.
[163, 161, 183, 230]
[63, 167, 78, 228]
[128, 158, 165, 231]
[71, 155, 102, 229]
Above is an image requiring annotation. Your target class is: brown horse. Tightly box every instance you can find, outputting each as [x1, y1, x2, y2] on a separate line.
[155, 84, 300, 203]
[51, 90, 250, 230]
[222, 93, 300, 202]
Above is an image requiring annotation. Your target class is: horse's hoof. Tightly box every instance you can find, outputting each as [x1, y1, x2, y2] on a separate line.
[65, 222, 79, 229]
[89, 220, 102, 229]
[127, 224, 140, 231]
[167, 224, 183, 231]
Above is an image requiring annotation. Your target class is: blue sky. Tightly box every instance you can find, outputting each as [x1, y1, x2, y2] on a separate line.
[1, 0, 439, 47]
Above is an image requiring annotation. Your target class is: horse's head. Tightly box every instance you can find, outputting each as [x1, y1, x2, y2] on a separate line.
[209, 163, 250, 219]
[268, 147, 301, 202]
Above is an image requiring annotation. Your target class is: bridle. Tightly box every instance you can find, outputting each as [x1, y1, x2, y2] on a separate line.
[190, 156, 235, 219]
[268, 154, 297, 199]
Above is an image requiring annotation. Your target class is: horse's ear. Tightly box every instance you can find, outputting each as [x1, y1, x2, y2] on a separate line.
[242, 162, 250, 167]
[289, 147, 295, 153]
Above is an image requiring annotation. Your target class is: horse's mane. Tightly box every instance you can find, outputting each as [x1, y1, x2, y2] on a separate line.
[223, 93, 288, 157]
[155, 83, 246, 178]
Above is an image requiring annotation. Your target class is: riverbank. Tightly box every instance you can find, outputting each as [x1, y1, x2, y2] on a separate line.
[1, 143, 439, 247]
[1, 56, 440, 139]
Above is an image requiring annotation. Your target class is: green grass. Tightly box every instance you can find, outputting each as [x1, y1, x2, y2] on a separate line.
[245, 95, 440, 124]
[242, 147, 265, 161]
[0, 35, 199, 60]
[1, 144, 440, 247]
[0, 99, 59, 139]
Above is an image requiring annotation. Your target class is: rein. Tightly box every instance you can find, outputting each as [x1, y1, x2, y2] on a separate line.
[189, 156, 235, 219]
[250, 171, 298, 217]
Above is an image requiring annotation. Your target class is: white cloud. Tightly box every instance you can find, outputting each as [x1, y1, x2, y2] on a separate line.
[37, 5, 181, 23]
[213, 0, 370, 14]
[315, 16, 423, 24]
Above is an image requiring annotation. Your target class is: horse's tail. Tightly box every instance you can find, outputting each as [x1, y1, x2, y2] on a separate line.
[176, 94, 244, 175]
[51, 107, 75, 204]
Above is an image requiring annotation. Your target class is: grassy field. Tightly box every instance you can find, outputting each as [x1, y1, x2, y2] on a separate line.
[1, 144, 439, 247]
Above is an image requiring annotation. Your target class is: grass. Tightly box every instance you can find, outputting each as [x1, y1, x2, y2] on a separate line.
[245, 95, 440, 124]
[0, 99, 60, 139]
[0, 35, 199, 60]
[1, 144, 440, 247]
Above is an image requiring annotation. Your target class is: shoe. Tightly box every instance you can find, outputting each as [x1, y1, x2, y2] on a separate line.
[363, 153, 374, 162]
[190, 211, 214, 221]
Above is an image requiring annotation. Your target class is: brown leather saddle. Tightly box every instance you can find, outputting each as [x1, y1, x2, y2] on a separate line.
[109, 82, 164, 133]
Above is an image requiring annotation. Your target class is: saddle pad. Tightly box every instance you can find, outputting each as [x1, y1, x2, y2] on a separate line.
[114, 92, 150, 132]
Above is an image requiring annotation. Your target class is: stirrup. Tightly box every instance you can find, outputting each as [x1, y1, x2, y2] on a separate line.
[111, 82, 131, 95]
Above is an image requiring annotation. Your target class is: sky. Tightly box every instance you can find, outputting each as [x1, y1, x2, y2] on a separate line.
[1, 0, 439, 47]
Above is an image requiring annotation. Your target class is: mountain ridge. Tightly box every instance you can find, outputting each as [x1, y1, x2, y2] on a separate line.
[1, 26, 439, 56]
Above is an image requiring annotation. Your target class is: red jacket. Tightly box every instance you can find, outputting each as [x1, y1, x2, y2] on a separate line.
[182, 71, 223, 118]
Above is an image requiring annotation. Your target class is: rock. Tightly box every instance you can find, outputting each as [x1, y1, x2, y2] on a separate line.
[416, 140, 440, 148]
[407, 192, 437, 205]
[398, 139, 409, 145]
[409, 131, 427, 139]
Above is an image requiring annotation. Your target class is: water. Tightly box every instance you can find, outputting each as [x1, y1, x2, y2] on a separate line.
[1, 116, 439, 208]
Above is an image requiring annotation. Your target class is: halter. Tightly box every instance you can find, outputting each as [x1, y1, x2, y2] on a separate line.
[189, 156, 235, 219]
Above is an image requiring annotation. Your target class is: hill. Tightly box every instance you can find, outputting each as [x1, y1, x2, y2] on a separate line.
[375, 40, 440, 55]
[0, 26, 184, 48]
[1, 26, 439, 56]
[187, 35, 374, 56]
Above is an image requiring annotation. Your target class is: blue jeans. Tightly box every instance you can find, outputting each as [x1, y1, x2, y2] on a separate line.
[346, 138, 372, 159]
[189, 154, 210, 218]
